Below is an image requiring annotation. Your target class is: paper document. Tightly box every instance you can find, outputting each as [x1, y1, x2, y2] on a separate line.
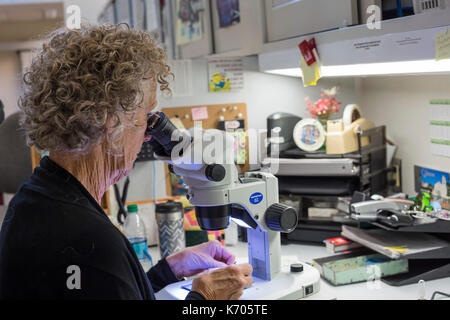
[429, 100, 450, 158]
[191, 106, 209, 121]
[435, 29, 450, 61]
[300, 56, 321, 87]
[341, 225, 450, 259]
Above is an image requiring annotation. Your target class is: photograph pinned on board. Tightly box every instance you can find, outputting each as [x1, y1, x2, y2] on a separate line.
[216, 0, 240, 28]
[176, 0, 205, 46]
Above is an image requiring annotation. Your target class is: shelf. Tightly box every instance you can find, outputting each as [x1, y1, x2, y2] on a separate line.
[259, 8, 450, 76]
[261, 8, 450, 54]
[207, 48, 259, 59]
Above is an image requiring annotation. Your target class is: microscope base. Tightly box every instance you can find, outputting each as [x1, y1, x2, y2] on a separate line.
[155, 262, 320, 300]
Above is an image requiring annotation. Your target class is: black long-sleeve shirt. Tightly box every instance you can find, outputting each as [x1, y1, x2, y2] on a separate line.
[0, 156, 203, 300]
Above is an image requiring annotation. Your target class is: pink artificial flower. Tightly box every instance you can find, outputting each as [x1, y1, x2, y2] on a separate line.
[305, 88, 342, 118]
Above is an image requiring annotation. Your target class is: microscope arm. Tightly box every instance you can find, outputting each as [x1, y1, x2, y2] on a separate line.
[148, 113, 320, 299]
[167, 160, 298, 281]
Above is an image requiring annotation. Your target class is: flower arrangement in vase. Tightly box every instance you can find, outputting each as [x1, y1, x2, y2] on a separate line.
[304, 86, 342, 129]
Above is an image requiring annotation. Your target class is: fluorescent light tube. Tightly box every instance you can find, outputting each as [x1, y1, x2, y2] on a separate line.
[265, 68, 303, 77]
[264, 59, 450, 78]
[322, 59, 450, 77]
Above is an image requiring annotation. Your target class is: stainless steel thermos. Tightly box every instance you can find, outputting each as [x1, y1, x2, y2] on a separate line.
[155, 200, 185, 258]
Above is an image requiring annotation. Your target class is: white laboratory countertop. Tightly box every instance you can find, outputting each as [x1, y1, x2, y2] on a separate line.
[147, 242, 450, 300]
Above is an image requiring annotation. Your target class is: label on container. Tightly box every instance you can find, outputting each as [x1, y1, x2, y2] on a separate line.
[128, 237, 148, 260]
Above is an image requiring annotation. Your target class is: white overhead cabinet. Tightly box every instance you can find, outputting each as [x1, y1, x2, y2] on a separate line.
[210, 0, 265, 56]
[264, 0, 359, 42]
[174, 0, 265, 58]
[98, 1, 116, 25]
[172, 0, 214, 59]
[259, 3, 450, 77]
[115, 0, 132, 26]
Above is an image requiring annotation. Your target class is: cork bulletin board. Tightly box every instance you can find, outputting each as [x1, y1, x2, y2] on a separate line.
[161, 103, 249, 196]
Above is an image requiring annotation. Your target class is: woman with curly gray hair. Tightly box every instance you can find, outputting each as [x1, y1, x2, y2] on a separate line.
[0, 24, 251, 300]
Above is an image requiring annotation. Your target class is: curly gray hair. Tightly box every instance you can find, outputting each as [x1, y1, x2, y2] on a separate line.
[19, 23, 172, 154]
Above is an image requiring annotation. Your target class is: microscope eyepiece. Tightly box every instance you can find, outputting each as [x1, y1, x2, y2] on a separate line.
[146, 112, 179, 157]
[146, 112, 232, 232]
[146, 112, 191, 158]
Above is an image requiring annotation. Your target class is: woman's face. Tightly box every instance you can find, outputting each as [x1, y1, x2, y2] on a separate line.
[119, 78, 158, 178]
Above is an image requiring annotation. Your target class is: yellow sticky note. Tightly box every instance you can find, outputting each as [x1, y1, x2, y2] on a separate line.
[435, 29, 450, 61]
[300, 56, 321, 87]
[384, 246, 409, 253]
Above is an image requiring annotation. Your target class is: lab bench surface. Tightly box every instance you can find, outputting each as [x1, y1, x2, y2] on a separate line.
[147, 242, 450, 300]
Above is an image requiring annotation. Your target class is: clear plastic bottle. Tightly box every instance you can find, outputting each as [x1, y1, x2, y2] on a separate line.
[123, 204, 153, 268]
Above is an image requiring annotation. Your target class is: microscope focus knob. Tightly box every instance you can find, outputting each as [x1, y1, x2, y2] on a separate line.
[205, 164, 226, 182]
[265, 203, 298, 233]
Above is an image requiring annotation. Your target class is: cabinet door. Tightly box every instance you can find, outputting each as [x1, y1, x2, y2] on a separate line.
[265, 0, 359, 42]
[211, 0, 265, 55]
[173, 0, 214, 59]
[115, 0, 132, 26]
[98, 1, 116, 24]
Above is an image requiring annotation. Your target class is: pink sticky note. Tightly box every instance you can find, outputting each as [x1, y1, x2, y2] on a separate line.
[191, 106, 209, 121]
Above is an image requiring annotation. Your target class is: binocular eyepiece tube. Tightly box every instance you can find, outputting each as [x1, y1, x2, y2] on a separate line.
[146, 112, 184, 158]
[146, 112, 229, 231]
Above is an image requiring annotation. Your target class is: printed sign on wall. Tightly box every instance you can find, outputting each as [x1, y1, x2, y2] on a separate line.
[207, 57, 244, 92]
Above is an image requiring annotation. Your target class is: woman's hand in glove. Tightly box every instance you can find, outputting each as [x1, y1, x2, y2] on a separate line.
[166, 240, 236, 279]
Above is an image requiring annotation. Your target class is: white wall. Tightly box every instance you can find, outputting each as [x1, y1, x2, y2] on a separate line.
[159, 57, 358, 130]
[161, 57, 358, 170]
[356, 74, 450, 196]
[116, 56, 359, 204]
[7, 42, 445, 205]
[4, 39, 448, 207]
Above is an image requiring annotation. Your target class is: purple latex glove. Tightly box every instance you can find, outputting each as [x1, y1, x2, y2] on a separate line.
[166, 240, 236, 279]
